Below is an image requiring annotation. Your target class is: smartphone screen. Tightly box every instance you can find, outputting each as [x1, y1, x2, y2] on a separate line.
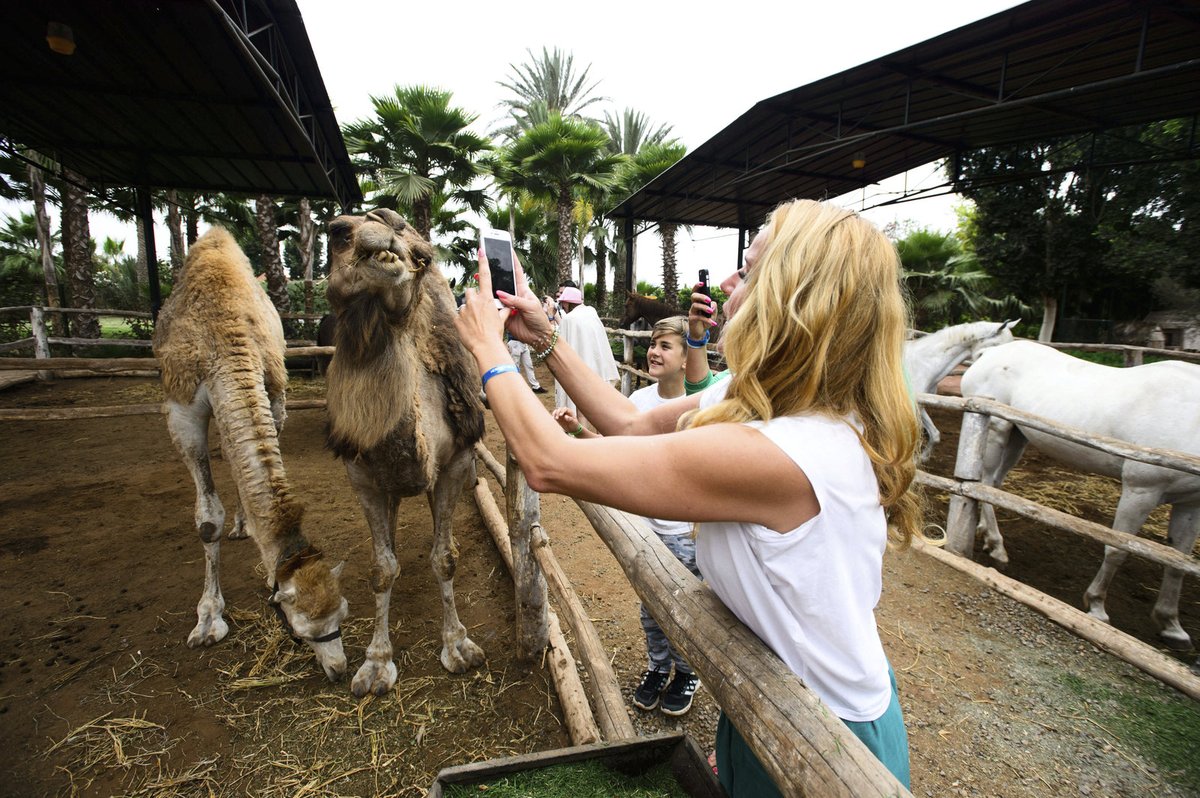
[482, 234, 516, 296]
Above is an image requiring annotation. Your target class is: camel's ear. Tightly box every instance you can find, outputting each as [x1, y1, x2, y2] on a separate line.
[330, 561, 346, 580]
[272, 587, 297, 605]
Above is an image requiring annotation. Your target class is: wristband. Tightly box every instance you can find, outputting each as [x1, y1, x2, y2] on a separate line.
[567, 424, 584, 438]
[531, 327, 560, 364]
[481, 363, 519, 390]
[686, 329, 710, 348]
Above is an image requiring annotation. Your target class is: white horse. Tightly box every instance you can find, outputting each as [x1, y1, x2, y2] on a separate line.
[961, 340, 1200, 649]
[904, 320, 1017, 460]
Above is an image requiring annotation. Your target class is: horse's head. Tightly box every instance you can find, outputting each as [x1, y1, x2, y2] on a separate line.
[968, 318, 1020, 359]
[618, 292, 642, 329]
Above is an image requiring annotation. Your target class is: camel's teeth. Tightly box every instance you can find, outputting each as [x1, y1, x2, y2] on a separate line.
[376, 251, 399, 264]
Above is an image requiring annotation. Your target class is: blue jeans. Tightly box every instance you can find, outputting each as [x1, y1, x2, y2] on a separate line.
[641, 532, 701, 674]
[715, 665, 911, 796]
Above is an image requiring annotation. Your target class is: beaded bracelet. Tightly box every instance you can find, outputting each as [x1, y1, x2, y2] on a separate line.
[530, 327, 560, 365]
[567, 424, 584, 437]
[685, 329, 710, 348]
[481, 363, 519, 390]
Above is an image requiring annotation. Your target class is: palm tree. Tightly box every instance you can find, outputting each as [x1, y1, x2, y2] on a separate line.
[500, 114, 627, 286]
[603, 108, 673, 156]
[343, 85, 490, 241]
[0, 212, 60, 309]
[897, 228, 1029, 328]
[619, 141, 687, 307]
[496, 47, 607, 136]
[26, 162, 62, 331]
[58, 168, 100, 339]
[255, 195, 289, 315]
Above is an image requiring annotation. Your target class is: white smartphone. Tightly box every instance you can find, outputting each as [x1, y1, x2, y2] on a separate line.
[480, 228, 516, 296]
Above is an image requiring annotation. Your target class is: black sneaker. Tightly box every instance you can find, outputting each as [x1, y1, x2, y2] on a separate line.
[660, 671, 700, 716]
[532, 386, 547, 394]
[632, 669, 671, 711]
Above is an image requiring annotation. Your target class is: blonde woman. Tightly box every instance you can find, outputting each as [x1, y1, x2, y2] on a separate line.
[456, 199, 920, 794]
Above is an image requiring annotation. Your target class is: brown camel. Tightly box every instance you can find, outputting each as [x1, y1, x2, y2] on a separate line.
[153, 227, 349, 681]
[324, 208, 486, 697]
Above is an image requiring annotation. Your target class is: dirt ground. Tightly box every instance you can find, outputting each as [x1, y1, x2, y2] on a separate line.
[1, 369, 1198, 797]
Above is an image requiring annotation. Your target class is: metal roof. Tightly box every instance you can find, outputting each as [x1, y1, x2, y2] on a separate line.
[609, 0, 1200, 230]
[0, 0, 361, 209]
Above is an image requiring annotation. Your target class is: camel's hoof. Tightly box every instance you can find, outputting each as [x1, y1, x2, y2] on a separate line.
[227, 518, 249, 540]
[441, 637, 485, 674]
[351, 659, 397, 697]
[187, 618, 228, 648]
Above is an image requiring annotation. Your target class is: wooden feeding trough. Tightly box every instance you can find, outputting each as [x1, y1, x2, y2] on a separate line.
[425, 733, 723, 798]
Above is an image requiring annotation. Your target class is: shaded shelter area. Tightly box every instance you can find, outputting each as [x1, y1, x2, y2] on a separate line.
[609, 0, 1200, 282]
[0, 0, 361, 314]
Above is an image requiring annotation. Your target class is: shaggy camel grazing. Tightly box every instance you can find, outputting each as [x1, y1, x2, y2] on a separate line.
[324, 208, 486, 697]
[153, 228, 349, 680]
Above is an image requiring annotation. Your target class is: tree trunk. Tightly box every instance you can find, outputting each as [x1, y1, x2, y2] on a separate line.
[134, 218, 149, 285]
[185, 205, 199, 246]
[556, 189, 573, 286]
[28, 165, 62, 335]
[298, 197, 315, 315]
[660, 221, 678, 308]
[60, 169, 100, 340]
[255, 194, 289, 315]
[166, 188, 185, 281]
[1038, 294, 1057, 342]
[413, 198, 432, 241]
[595, 243, 608, 312]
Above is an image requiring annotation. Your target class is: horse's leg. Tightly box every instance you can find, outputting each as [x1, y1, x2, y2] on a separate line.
[1081, 484, 1161, 630]
[165, 393, 230, 647]
[429, 450, 485, 673]
[1150, 503, 1198, 650]
[345, 459, 401, 697]
[918, 408, 939, 462]
[976, 420, 1027, 565]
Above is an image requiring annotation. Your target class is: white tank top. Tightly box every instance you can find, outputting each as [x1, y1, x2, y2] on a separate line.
[694, 381, 891, 721]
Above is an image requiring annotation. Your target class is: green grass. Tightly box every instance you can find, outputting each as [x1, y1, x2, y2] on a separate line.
[442, 759, 690, 798]
[1058, 672, 1200, 791]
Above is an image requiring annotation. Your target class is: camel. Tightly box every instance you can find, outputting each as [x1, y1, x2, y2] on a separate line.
[153, 227, 349, 681]
[961, 340, 1200, 649]
[324, 208, 486, 697]
[904, 320, 1017, 460]
[618, 291, 677, 330]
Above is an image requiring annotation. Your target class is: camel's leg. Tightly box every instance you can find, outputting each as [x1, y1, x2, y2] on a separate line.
[429, 451, 485, 673]
[165, 395, 229, 647]
[345, 459, 400, 697]
[976, 420, 1027, 566]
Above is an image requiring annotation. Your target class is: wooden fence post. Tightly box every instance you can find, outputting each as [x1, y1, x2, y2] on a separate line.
[621, 333, 633, 396]
[1124, 347, 1143, 367]
[30, 306, 52, 381]
[506, 450, 550, 660]
[944, 408, 988, 557]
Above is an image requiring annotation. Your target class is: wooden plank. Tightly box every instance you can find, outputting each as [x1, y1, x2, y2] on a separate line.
[575, 500, 911, 797]
[915, 540, 1200, 701]
[916, 471, 1200, 578]
[917, 393, 1200, 478]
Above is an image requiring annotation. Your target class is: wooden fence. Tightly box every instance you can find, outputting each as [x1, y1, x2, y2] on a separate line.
[916, 391, 1200, 700]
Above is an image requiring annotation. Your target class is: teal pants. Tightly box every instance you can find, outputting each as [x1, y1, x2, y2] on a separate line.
[715, 666, 911, 796]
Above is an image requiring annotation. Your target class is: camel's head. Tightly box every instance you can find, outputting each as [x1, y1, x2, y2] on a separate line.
[273, 556, 350, 682]
[325, 209, 438, 358]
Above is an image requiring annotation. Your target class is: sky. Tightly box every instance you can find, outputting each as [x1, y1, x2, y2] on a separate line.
[4, 0, 1025, 288]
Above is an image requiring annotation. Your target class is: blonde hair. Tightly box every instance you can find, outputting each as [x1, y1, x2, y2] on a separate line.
[651, 315, 688, 345]
[682, 200, 923, 546]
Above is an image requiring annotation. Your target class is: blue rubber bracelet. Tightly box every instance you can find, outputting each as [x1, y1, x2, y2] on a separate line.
[481, 363, 520, 390]
[686, 330, 710, 348]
